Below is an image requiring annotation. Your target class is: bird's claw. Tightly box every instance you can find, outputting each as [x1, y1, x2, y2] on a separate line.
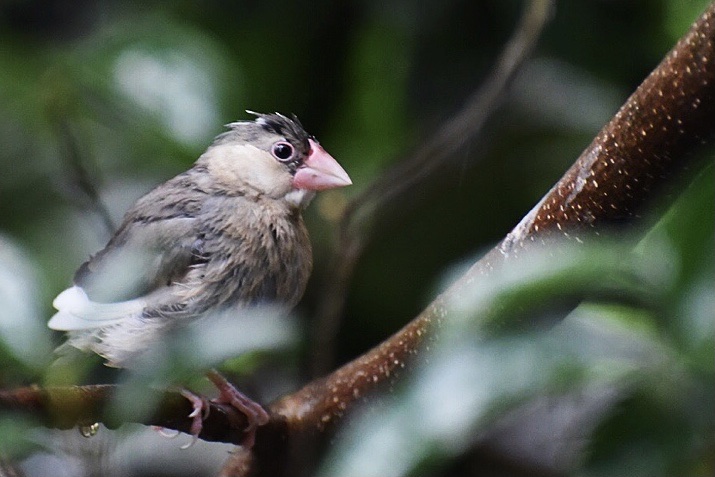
[180, 389, 211, 445]
[206, 370, 269, 448]
[180, 435, 199, 450]
[152, 426, 181, 439]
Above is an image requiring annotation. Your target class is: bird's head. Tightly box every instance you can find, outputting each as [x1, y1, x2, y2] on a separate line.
[198, 111, 351, 208]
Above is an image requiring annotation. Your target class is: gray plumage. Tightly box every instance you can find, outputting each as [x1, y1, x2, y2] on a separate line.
[50, 113, 351, 366]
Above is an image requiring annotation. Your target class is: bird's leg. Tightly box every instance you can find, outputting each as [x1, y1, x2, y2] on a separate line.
[206, 369, 270, 448]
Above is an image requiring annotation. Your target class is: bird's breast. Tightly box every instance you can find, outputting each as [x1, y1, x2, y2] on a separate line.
[184, 200, 312, 313]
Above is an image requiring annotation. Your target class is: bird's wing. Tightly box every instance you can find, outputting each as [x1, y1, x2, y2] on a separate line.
[49, 185, 205, 331]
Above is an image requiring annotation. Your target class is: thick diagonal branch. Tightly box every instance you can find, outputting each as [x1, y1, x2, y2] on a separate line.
[256, 3, 715, 475]
[274, 0, 715, 436]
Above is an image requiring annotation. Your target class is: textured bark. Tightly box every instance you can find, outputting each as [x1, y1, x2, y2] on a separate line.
[503, 3, 715, 248]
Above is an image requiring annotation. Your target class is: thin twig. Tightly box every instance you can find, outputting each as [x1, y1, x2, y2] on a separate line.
[54, 118, 116, 237]
[311, 0, 555, 377]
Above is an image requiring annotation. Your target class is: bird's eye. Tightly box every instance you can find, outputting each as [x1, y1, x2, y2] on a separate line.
[272, 142, 294, 161]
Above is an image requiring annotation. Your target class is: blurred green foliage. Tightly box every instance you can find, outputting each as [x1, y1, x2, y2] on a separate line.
[322, 164, 714, 477]
[0, 0, 712, 476]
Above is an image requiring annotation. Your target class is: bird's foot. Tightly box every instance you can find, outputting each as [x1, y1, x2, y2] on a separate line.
[179, 388, 210, 448]
[152, 387, 208, 448]
[206, 370, 269, 448]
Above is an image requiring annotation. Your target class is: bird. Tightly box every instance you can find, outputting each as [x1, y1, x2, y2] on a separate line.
[47, 111, 352, 446]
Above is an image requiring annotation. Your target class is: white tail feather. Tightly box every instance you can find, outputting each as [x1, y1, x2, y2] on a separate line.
[48, 286, 146, 331]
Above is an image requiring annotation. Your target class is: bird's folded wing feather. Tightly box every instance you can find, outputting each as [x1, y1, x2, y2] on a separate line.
[49, 188, 205, 331]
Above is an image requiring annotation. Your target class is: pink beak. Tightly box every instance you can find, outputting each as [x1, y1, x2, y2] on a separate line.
[293, 139, 352, 191]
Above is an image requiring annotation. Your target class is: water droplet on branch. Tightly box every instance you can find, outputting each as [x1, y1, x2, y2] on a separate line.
[79, 422, 100, 438]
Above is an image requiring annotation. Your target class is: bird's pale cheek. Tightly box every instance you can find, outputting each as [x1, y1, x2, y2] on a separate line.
[204, 144, 292, 196]
[292, 139, 352, 191]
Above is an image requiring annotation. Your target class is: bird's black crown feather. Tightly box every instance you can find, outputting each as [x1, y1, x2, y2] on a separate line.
[250, 111, 309, 140]
[212, 111, 311, 150]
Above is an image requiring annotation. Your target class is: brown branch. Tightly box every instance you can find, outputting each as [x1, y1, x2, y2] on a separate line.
[1, 2, 713, 477]
[0, 384, 248, 445]
[501, 2, 715, 250]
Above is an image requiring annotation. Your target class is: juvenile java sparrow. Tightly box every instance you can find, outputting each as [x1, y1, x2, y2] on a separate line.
[48, 112, 351, 445]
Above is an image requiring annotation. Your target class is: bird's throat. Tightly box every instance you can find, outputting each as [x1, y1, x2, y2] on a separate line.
[285, 189, 316, 209]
